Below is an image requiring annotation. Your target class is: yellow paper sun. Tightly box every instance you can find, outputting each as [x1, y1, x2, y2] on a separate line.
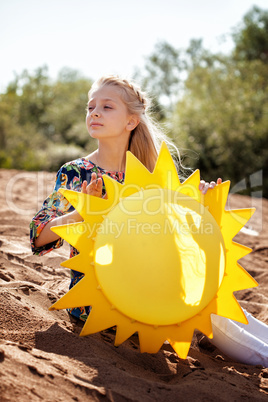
[49, 142, 258, 359]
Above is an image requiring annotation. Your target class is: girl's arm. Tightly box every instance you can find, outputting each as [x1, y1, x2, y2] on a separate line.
[34, 172, 103, 248]
[34, 209, 83, 247]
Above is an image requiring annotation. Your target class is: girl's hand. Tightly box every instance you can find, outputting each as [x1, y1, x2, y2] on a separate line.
[81, 172, 103, 198]
[199, 178, 222, 194]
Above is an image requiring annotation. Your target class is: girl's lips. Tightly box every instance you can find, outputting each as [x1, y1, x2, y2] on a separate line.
[90, 122, 103, 126]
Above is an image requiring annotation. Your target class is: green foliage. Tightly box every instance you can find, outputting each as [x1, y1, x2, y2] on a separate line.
[232, 6, 268, 63]
[134, 41, 184, 119]
[0, 66, 93, 172]
[172, 57, 268, 194]
[170, 36, 268, 196]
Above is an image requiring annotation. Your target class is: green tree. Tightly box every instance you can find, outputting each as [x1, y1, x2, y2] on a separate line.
[0, 66, 94, 171]
[134, 41, 184, 119]
[232, 6, 268, 63]
[41, 67, 92, 143]
[171, 54, 268, 196]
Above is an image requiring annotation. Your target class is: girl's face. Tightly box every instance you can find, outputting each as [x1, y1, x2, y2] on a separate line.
[86, 85, 137, 141]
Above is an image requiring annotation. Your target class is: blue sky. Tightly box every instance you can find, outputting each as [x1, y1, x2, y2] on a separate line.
[0, 0, 267, 91]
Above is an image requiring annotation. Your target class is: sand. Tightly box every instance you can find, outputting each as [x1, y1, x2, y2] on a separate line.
[0, 168, 267, 401]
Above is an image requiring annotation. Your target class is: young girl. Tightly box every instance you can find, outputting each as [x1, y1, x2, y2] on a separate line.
[30, 75, 268, 366]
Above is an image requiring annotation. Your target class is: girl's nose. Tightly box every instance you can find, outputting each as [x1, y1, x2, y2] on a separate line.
[91, 109, 100, 117]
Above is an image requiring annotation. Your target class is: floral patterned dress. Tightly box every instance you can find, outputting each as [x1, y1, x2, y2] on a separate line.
[30, 158, 124, 321]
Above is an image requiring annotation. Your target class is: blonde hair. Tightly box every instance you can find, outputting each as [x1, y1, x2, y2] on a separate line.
[88, 75, 180, 173]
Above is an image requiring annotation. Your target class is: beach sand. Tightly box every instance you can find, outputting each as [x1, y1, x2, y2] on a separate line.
[0, 168, 267, 401]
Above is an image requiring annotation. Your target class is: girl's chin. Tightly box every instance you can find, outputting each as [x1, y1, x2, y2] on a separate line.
[88, 132, 102, 139]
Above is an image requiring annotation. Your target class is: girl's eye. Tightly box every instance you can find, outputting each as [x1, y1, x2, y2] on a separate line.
[104, 105, 112, 109]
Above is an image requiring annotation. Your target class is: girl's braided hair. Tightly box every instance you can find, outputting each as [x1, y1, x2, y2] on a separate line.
[88, 75, 180, 173]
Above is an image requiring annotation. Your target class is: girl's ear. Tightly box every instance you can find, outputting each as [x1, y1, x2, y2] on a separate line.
[127, 115, 140, 132]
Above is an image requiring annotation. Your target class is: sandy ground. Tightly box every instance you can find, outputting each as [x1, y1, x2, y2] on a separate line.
[0, 168, 267, 401]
